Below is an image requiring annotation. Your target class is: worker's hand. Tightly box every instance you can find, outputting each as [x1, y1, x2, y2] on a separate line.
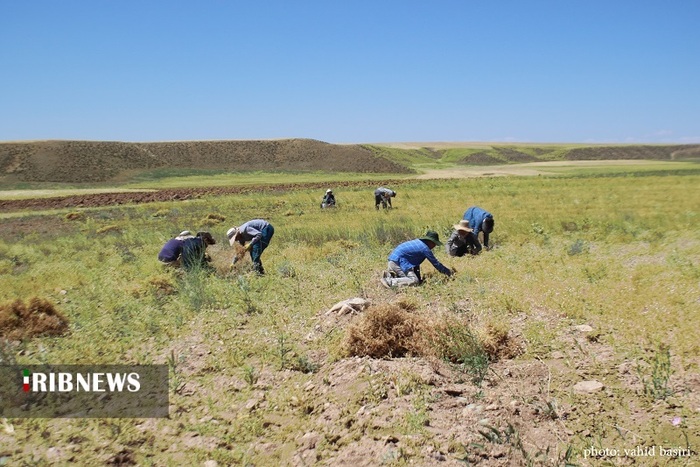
[450, 266, 457, 275]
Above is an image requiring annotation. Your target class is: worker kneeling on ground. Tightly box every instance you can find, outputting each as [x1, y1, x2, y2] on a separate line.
[321, 189, 336, 208]
[380, 230, 452, 288]
[445, 220, 477, 257]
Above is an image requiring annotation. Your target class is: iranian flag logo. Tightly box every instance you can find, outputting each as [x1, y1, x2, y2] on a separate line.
[23, 369, 30, 392]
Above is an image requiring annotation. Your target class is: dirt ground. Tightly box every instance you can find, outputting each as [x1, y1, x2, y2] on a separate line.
[0, 179, 409, 213]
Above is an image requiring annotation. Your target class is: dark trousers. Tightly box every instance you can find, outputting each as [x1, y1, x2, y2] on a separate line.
[375, 195, 391, 209]
[250, 224, 274, 274]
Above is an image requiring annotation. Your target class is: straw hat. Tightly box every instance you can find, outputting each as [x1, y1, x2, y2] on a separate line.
[226, 227, 239, 246]
[453, 220, 474, 233]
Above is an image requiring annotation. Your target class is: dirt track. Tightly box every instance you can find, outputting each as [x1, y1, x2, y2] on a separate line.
[0, 179, 410, 213]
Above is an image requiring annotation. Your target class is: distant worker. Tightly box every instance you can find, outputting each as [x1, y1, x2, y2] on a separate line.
[157, 230, 195, 267]
[321, 189, 336, 208]
[462, 206, 495, 253]
[374, 187, 396, 210]
[181, 232, 216, 270]
[227, 219, 275, 275]
[380, 231, 452, 288]
[445, 220, 478, 257]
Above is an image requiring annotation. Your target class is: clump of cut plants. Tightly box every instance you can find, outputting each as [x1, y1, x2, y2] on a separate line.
[96, 224, 121, 234]
[0, 297, 69, 340]
[344, 302, 423, 358]
[146, 275, 177, 298]
[200, 213, 226, 226]
[65, 212, 84, 221]
[480, 323, 523, 360]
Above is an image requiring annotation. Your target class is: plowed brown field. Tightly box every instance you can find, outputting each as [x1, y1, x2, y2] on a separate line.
[0, 179, 410, 213]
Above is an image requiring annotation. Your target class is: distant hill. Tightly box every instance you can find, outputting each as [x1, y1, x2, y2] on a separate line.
[364, 143, 700, 166]
[1, 139, 698, 184]
[0, 139, 412, 183]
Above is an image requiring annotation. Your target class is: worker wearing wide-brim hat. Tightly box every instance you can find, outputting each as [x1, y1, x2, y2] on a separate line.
[446, 220, 478, 257]
[380, 230, 452, 288]
[226, 219, 275, 275]
[157, 230, 197, 267]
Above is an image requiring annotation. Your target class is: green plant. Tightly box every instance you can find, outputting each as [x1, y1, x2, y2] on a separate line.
[291, 354, 319, 374]
[567, 239, 588, 256]
[167, 350, 185, 395]
[637, 344, 674, 401]
[242, 364, 258, 386]
[178, 267, 215, 311]
[276, 261, 297, 278]
[276, 333, 293, 370]
[435, 323, 489, 386]
[235, 275, 259, 314]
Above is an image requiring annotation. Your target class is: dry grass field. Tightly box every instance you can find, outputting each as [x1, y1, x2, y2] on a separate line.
[0, 141, 699, 465]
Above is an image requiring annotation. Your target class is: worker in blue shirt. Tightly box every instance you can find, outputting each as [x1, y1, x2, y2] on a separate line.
[463, 206, 495, 253]
[227, 219, 275, 275]
[181, 232, 216, 270]
[380, 231, 452, 288]
[157, 230, 194, 267]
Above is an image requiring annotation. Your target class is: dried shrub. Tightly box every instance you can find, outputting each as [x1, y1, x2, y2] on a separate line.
[344, 302, 423, 358]
[0, 297, 69, 340]
[146, 275, 177, 297]
[232, 243, 247, 263]
[480, 323, 522, 360]
[96, 224, 121, 234]
[200, 213, 226, 226]
[65, 212, 84, 221]
[344, 302, 521, 367]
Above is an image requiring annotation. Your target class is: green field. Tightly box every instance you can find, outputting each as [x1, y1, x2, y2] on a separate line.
[1, 165, 699, 465]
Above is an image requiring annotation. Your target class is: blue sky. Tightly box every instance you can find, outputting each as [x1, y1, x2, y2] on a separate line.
[1, 1, 699, 143]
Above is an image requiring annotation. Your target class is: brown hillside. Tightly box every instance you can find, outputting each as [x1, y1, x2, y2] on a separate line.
[0, 139, 412, 183]
[565, 144, 700, 161]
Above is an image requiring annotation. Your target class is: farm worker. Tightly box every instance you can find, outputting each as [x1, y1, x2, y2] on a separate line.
[157, 231, 195, 267]
[380, 230, 452, 288]
[181, 232, 216, 270]
[463, 206, 495, 253]
[445, 220, 478, 257]
[321, 189, 336, 208]
[374, 187, 396, 210]
[227, 219, 275, 275]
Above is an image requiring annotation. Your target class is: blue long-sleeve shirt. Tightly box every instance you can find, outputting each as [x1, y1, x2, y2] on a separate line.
[236, 219, 271, 246]
[463, 206, 493, 246]
[158, 238, 184, 262]
[388, 239, 451, 275]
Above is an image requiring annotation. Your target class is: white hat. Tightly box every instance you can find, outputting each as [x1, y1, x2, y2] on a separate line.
[326, 189, 332, 193]
[226, 227, 238, 246]
[178, 230, 191, 237]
